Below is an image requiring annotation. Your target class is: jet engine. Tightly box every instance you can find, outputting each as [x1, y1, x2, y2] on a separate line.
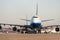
[12, 27, 17, 31]
[55, 27, 59, 32]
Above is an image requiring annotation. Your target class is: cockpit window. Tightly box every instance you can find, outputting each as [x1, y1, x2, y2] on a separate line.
[33, 16, 38, 18]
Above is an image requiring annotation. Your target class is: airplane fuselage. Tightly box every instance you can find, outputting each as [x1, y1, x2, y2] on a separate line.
[30, 15, 42, 28]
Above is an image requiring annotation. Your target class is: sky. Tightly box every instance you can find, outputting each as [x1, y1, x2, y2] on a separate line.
[0, 0, 60, 26]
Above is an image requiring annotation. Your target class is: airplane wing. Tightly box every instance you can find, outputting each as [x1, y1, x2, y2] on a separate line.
[21, 19, 54, 22]
[42, 25, 60, 29]
[42, 25, 53, 29]
[0, 23, 24, 27]
[41, 19, 54, 22]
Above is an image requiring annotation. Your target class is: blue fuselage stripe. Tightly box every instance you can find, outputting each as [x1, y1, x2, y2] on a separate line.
[31, 23, 41, 28]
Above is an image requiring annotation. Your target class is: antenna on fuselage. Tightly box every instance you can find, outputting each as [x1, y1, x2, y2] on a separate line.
[36, 0, 38, 16]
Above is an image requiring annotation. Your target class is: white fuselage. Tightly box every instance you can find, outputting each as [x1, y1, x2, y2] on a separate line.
[30, 15, 41, 28]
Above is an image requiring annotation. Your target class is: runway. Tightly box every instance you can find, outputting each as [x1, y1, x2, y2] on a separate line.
[0, 33, 60, 40]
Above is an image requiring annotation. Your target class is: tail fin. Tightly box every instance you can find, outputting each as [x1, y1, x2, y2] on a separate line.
[36, 0, 38, 16]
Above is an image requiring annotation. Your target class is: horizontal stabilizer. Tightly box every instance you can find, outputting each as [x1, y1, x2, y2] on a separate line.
[41, 19, 54, 22]
[20, 19, 30, 21]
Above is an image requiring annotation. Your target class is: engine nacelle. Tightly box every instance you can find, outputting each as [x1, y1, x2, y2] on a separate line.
[12, 27, 17, 31]
[55, 27, 59, 32]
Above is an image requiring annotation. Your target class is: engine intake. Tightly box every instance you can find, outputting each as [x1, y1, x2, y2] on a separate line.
[55, 27, 59, 32]
[13, 27, 17, 31]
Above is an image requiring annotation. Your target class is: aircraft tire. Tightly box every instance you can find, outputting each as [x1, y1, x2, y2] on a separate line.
[17, 29, 20, 32]
[38, 29, 41, 33]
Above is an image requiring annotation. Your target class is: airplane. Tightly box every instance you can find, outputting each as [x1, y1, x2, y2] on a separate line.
[0, 1, 59, 33]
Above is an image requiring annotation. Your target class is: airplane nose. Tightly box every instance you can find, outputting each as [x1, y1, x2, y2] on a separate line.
[31, 23, 41, 28]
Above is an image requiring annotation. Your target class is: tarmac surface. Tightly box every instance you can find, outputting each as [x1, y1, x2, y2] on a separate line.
[0, 33, 60, 40]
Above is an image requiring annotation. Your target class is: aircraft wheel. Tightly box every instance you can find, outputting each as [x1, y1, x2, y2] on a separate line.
[38, 30, 41, 33]
[17, 29, 20, 32]
[25, 31, 28, 33]
[44, 31, 47, 34]
[21, 31, 24, 33]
